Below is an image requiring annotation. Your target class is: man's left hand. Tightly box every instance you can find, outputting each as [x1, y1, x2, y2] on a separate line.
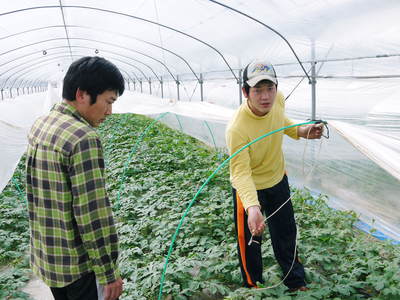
[298, 123, 323, 139]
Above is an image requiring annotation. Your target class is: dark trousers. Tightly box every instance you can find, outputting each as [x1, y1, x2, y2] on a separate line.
[233, 175, 306, 289]
[50, 272, 99, 300]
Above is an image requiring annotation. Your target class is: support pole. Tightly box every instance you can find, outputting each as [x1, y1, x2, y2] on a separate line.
[311, 41, 317, 120]
[1, 89, 3, 100]
[139, 80, 143, 93]
[160, 76, 164, 99]
[199, 73, 204, 102]
[176, 75, 180, 101]
[310, 42, 317, 168]
[149, 78, 152, 95]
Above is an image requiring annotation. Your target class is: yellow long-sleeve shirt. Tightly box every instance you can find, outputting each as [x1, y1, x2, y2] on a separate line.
[225, 91, 298, 211]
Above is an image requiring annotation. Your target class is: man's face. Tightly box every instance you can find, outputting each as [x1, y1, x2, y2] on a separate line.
[245, 82, 277, 116]
[79, 90, 117, 127]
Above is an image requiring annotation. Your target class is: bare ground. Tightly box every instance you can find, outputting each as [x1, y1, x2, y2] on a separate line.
[22, 276, 54, 300]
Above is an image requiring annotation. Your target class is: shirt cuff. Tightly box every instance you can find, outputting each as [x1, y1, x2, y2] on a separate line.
[95, 266, 120, 285]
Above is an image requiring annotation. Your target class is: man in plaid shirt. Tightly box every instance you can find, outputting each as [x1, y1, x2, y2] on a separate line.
[26, 56, 125, 300]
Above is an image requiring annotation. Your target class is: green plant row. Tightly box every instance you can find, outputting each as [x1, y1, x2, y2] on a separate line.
[101, 114, 400, 300]
[0, 156, 31, 300]
[1, 113, 399, 300]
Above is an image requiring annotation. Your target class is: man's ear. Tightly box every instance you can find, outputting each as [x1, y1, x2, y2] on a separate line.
[75, 88, 89, 104]
[242, 87, 249, 98]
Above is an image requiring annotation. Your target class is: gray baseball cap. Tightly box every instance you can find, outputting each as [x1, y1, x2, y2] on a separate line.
[244, 60, 277, 87]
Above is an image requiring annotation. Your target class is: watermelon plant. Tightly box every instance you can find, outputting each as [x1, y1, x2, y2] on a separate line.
[0, 113, 399, 299]
[0, 156, 31, 300]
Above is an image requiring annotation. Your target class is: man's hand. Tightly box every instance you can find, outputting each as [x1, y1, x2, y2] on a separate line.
[103, 277, 123, 300]
[298, 123, 323, 139]
[247, 206, 265, 236]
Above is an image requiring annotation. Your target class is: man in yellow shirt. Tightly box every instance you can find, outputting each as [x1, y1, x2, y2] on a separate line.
[226, 60, 323, 291]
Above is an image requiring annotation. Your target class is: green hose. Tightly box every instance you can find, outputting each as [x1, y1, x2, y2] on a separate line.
[157, 120, 316, 300]
[11, 177, 25, 202]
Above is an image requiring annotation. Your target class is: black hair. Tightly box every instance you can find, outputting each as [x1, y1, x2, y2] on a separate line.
[242, 63, 277, 95]
[62, 56, 125, 104]
[242, 64, 251, 95]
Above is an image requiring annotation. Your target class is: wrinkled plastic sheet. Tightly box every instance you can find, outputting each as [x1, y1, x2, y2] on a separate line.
[1, 88, 399, 242]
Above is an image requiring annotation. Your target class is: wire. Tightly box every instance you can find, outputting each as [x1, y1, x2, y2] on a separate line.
[251, 124, 328, 292]
[153, 0, 167, 69]
[181, 79, 198, 101]
[157, 120, 317, 300]
[302, 127, 325, 186]
[284, 67, 312, 102]
[249, 214, 298, 292]
[110, 114, 322, 298]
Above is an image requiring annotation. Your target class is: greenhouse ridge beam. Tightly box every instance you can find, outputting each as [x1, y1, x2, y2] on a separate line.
[20, 64, 133, 91]
[2, 55, 75, 89]
[58, 0, 73, 62]
[280, 74, 400, 79]
[52, 46, 160, 82]
[11, 59, 134, 90]
[0, 25, 200, 82]
[0, 38, 175, 82]
[2, 54, 133, 90]
[0, 50, 145, 87]
[13, 63, 132, 93]
[0, 38, 66, 58]
[0, 47, 147, 85]
[0, 49, 66, 71]
[0, 6, 238, 82]
[6, 55, 81, 89]
[67, 38, 177, 82]
[274, 53, 400, 66]
[77, 47, 161, 82]
[0, 50, 68, 83]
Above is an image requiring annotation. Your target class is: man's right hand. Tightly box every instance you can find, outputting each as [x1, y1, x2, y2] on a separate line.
[103, 277, 123, 300]
[247, 206, 265, 236]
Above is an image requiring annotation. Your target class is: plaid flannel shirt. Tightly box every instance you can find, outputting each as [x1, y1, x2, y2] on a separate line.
[26, 102, 119, 288]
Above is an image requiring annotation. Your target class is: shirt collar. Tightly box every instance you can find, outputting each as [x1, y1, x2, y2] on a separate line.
[53, 101, 92, 127]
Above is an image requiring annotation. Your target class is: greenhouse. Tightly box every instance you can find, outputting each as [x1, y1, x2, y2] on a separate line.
[1, 0, 400, 299]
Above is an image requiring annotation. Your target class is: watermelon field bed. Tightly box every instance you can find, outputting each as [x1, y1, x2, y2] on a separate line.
[1, 113, 400, 300]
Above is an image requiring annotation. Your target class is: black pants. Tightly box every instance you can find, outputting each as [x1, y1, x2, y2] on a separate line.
[50, 272, 99, 300]
[233, 175, 306, 289]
